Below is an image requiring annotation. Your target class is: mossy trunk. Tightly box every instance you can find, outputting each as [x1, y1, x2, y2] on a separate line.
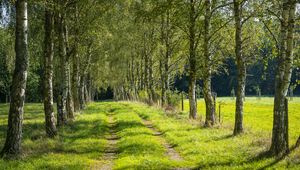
[1, 0, 28, 158]
[233, 0, 245, 135]
[203, 0, 216, 127]
[270, 0, 296, 156]
[43, 6, 57, 137]
[57, 9, 68, 126]
[72, 6, 80, 112]
[188, 0, 197, 119]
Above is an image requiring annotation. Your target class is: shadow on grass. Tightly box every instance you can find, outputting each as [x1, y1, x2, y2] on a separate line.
[214, 134, 235, 141]
[194, 145, 299, 170]
[252, 144, 300, 170]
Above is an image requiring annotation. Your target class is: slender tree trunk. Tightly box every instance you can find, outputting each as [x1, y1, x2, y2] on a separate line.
[0, 0, 28, 158]
[203, 0, 216, 127]
[78, 43, 91, 109]
[57, 9, 68, 126]
[64, 24, 74, 119]
[149, 54, 155, 103]
[188, 0, 197, 119]
[233, 0, 245, 135]
[270, 0, 296, 156]
[72, 5, 80, 112]
[79, 75, 86, 109]
[87, 72, 92, 102]
[143, 33, 150, 103]
[72, 53, 80, 112]
[130, 55, 135, 100]
[164, 9, 171, 105]
[140, 54, 145, 90]
[160, 59, 166, 106]
[43, 5, 57, 138]
[160, 15, 166, 106]
[66, 63, 74, 119]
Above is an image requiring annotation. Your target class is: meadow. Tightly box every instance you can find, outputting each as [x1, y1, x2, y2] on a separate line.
[0, 97, 299, 169]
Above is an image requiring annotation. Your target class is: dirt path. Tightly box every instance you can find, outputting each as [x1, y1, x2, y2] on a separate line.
[141, 119, 183, 161]
[95, 114, 119, 170]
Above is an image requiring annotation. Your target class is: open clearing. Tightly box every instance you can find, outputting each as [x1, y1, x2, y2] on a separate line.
[0, 97, 299, 169]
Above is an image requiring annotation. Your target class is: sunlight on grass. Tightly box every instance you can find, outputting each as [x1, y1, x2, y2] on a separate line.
[132, 97, 300, 169]
[113, 106, 182, 169]
[0, 98, 299, 169]
[0, 103, 108, 170]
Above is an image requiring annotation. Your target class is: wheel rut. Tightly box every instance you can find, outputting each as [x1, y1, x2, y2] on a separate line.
[96, 114, 119, 170]
[141, 118, 183, 162]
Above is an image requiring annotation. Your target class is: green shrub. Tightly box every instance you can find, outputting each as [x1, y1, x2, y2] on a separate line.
[166, 90, 181, 108]
[138, 90, 149, 102]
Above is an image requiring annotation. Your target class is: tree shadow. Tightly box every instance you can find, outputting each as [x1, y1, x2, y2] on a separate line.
[214, 134, 235, 141]
[254, 144, 300, 170]
[195, 161, 234, 170]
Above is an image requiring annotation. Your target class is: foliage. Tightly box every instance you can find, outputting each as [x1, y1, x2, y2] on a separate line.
[166, 90, 181, 107]
[138, 90, 149, 103]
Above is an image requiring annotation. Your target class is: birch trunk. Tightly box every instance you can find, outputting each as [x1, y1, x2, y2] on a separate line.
[57, 9, 68, 126]
[188, 0, 197, 119]
[270, 0, 296, 156]
[1, 0, 28, 158]
[233, 0, 245, 135]
[43, 5, 57, 137]
[203, 0, 216, 127]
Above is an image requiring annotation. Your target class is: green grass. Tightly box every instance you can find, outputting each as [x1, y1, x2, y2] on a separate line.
[113, 104, 182, 169]
[0, 103, 109, 170]
[132, 97, 300, 169]
[0, 97, 299, 169]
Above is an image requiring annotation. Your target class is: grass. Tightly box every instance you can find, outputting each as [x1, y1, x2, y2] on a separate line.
[133, 97, 300, 169]
[0, 97, 299, 169]
[0, 103, 109, 170]
[113, 104, 183, 169]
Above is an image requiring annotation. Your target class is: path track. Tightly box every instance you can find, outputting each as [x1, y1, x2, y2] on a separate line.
[141, 118, 192, 170]
[141, 119, 183, 161]
[98, 114, 118, 170]
[93, 105, 189, 170]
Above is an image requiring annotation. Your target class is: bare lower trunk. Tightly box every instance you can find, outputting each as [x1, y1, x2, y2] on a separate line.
[66, 64, 74, 119]
[79, 45, 91, 109]
[72, 5, 80, 112]
[160, 16, 166, 106]
[57, 10, 68, 126]
[149, 55, 155, 103]
[72, 54, 80, 112]
[203, 0, 215, 127]
[270, 0, 296, 156]
[189, 74, 197, 119]
[64, 24, 74, 119]
[1, 0, 28, 158]
[43, 6, 57, 138]
[233, 0, 244, 135]
[203, 77, 215, 126]
[79, 75, 86, 109]
[188, 0, 197, 119]
[160, 60, 166, 106]
[234, 63, 246, 135]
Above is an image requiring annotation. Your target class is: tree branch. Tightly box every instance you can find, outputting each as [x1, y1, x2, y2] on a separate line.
[209, 18, 233, 41]
[211, 1, 233, 15]
[261, 20, 279, 51]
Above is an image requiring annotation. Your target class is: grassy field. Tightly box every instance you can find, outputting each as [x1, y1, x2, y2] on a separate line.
[182, 97, 300, 145]
[0, 97, 299, 169]
[0, 103, 109, 169]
